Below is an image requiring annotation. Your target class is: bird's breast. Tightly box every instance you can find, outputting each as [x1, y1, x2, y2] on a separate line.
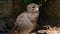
[27, 13, 39, 22]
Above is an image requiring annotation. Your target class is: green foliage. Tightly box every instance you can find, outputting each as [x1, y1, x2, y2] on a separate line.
[23, 0, 33, 6]
[23, 0, 47, 7]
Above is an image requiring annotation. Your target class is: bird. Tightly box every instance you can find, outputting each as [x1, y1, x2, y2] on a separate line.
[11, 3, 40, 34]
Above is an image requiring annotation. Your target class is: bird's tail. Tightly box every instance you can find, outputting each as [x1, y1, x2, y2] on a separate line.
[10, 24, 18, 34]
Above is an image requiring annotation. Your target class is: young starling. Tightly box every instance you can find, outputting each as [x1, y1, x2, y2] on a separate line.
[11, 3, 40, 34]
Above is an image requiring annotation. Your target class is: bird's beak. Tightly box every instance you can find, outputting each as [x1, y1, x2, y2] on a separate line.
[35, 8, 39, 11]
[34, 8, 39, 11]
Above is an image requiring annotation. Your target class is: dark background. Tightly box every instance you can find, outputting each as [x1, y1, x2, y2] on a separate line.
[0, 0, 60, 33]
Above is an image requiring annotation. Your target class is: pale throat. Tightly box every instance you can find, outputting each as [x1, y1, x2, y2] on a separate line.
[27, 10, 39, 14]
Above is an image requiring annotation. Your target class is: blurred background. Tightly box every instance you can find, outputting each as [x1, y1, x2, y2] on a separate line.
[0, 0, 60, 34]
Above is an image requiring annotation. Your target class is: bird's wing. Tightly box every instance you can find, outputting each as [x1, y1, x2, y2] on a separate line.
[11, 13, 26, 32]
[16, 13, 33, 26]
[11, 13, 32, 32]
[16, 13, 30, 22]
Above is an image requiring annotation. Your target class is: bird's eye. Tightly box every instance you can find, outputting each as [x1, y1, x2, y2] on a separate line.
[33, 6, 35, 8]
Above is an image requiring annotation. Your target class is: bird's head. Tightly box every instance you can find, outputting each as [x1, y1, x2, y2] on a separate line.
[27, 3, 40, 13]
